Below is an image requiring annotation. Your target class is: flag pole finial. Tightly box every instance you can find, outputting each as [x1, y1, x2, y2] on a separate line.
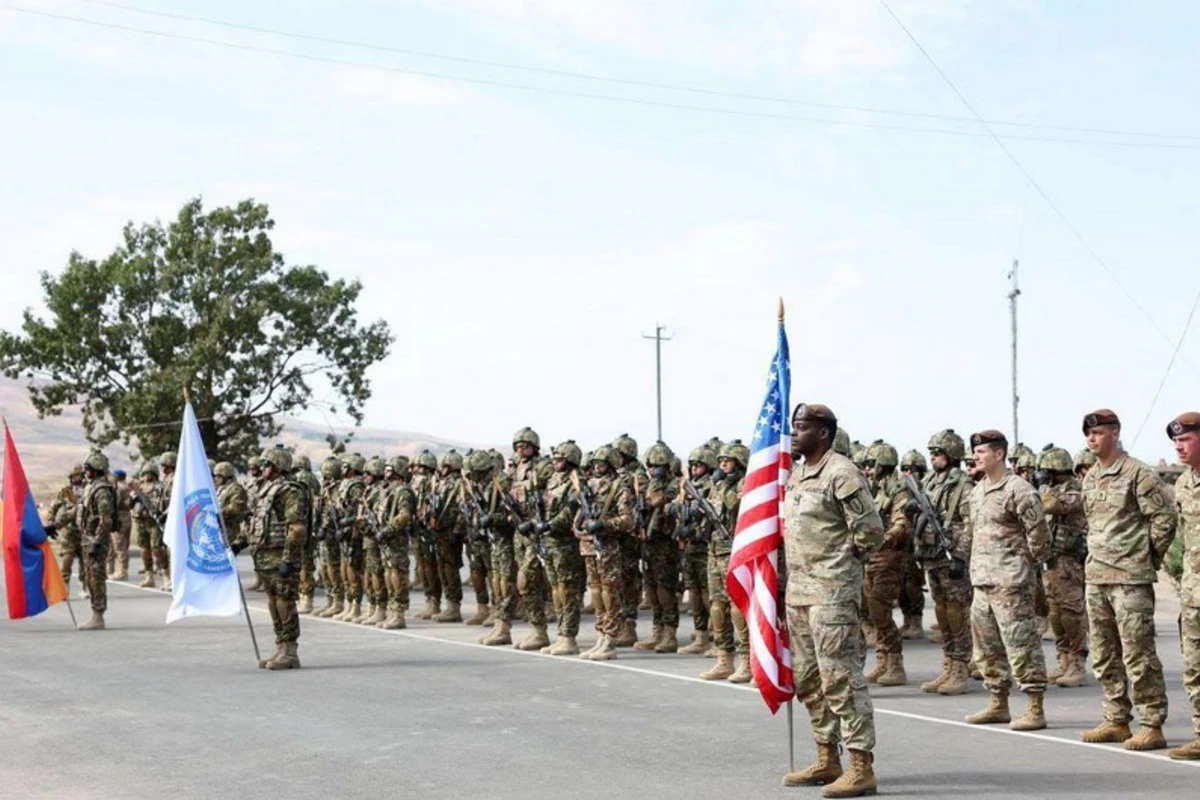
[777, 298, 785, 323]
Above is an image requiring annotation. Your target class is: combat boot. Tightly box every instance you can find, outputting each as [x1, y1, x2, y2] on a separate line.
[113, 565, 128, 581]
[435, 601, 462, 623]
[866, 654, 888, 684]
[654, 626, 679, 654]
[929, 628, 945, 644]
[782, 742, 843, 787]
[821, 749, 876, 798]
[679, 631, 710, 655]
[160, 575, 172, 593]
[78, 611, 106, 631]
[877, 653, 907, 687]
[1080, 720, 1132, 743]
[634, 625, 664, 651]
[1124, 726, 1167, 751]
[365, 604, 387, 625]
[317, 598, 344, 619]
[258, 642, 284, 669]
[416, 598, 435, 620]
[516, 624, 550, 651]
[729, 655, 753, 684]
[862, 623, 876, 648]
[1010, 691, 1046, 731]
[481, 620, 512, 646]
[639, 586, 652, 610]
[901, 614, 924, 640]
[613, 619, 638, 647]
[920, 657, 950, 693]
[1047, 652, 1066, 682]
[938, 661, 969, 696]
[589, 634, 618, 661]
[340, 601, 362, 622]
[548, 636, 580, 656]
[965, 690, 1011, 725]
[700, 652, 735, 681]
[464, 603, 488, 626]
[579, 635, 606, 659]
[139, 573, 156, 589]
[1055, 654, 1086, 688]
[1168, 738, 1200, 760]
[353, 602, 374, 624]
[297, 594, 313, 616]
[266, 642, 301, 670]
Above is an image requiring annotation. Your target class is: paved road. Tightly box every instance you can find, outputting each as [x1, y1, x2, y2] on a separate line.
[2, 559, 1197, 798]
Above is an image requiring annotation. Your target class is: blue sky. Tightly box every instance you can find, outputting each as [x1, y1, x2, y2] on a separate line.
[1, 0, 1198, 462]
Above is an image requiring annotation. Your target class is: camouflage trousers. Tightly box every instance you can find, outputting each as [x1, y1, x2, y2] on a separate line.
[300, 536, 318, 598]
[414, 532, 439, 601]
[82, 536, 109, 613]
[546, 535, 584, 638]
[134, 521, 168, 578]
[787, 602, 875, 752]
[708, 548, 748, 655]
[593, 536, 625, 637]
[643, 536, 681, 629]
[1045, 555, 1087, 658]
[681, 546, 710, 633]
[1087, 583, 1167, 727]
[467, 535, 491, 609]
[619, 534, 641, 623]
[57, 526, 83, 585]
[1181, 605, 1200, 736]
[515, 532, 548, 627]
[865, 549, 907, 656]
[900, 556, 925, 618]
[339, 537, 364, 605]
[363, 539, 387, 608]
[436, 534, 464, 605]
[381, 533, 410, 612]
[489, 535, 519, 623]
[970, 583, 1047, 694]
[107, 516, 131, 575]
[926, 563, 974, 663]
[258, 569, 300, 644]
[319, 538, 344, 602]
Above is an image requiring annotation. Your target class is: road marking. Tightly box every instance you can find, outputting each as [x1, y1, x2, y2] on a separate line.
[107, 578, 1200, 768]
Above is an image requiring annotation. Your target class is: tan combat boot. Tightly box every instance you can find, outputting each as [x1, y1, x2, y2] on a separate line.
[633, 624, 664, 651]
[700, 652, 735, 681]
[1055, 654, 1086, 688]
[1047, 652, 1067, 683]
[258, 642, 284, 669]
[78, 611, 106, 631]
[1124, 726, 1167, 751]
[1168, 737, 1200, 760]
[782, 742, 843, 787]
[821, 749, 876, 798]
[590, 634, 618, 661]
[929, 628, 945, 645]
[877, 653, 907, 687]
[113, 564, 128, 581]
[965, 690, 1011, 725]
[1081, 720, 1132, 743]
[161, 575, 172, 593]
[654, 626, 679, 654]
[937, 660, 970, 696]
[866, 654, 888, 684]
[317, 598, 344, 619]
[139, 573, 156, 589]
[341, 601, 362, 622]
[639, 586, 652, 610]
[729, 654, 753, 684]
[464, 603, 488, 626]
[901, 614, 924, 640]
[416, 598, 434, 620]
[516, 624, 550, 651]
[297, 594, 313, 616]
[548, 636, 580, 656]
[435, 601, 462, 623]
[921, 658, 950, 693]
[266, 641, 301, 670]
[355, 602, 377, 624]
[579, 634, 608, 660]
[481, 620, 512, 646]
[679, 630, 710, 655]
[613, 619, 638, 647]
[1010, 691, 1046, 731]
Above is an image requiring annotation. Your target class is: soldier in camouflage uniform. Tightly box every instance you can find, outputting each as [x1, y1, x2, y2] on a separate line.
[379, 455, 416, 630]
[1079, 409, 1177, 750]
[1035, 446, 1090, 688]
[458, 452, 492, 627]
[612, 434, 646, 646]
[898, 450, 928, 640]
[1009, 443, 1035, 473]
[961, 430, 1051, 731]
[1074, 449, 1096, 481]
[509, 428, 554, 650]
[577, 446, 636, 661]
[242, 460, 265, 591]
[411, 450, 441, 620]
[430, 450, 467, 623]
[850, 440, 868, 471]
[49, 465, 84, 594]
[862, 441, 913, 687]
[334, 454, 368, 622]
[675, 446, 717, 655]
[74, 452, 117, 630]
[107, 469, 133, 580]
[250, 447, 308, 670]
[215, 462, 250, 559]
[536, 441, 586, 655]
[700, 440, 751, 683]
[1167, 412, 1200, 760]
[467, 450, 518, 646]
[155, 452, 177, 591]
[355, 457, 389, 625]
[916, 429, 975, 696]
[632, 442, 682, 654]
[292, 455, 322, 615]
[130, 462, 167, 590]
[781, 404, 884, 797]
[313, 458, 346, 618]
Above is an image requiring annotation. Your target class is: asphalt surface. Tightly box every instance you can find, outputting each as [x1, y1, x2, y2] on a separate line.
[2, 556, 1198, 799]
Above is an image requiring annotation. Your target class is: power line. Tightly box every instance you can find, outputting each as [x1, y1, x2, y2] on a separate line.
[4, 4, 1200, 151]
[876, 0, 1200, 380]
[1130, 286, 1200, 448]
[75, 0, 1200, 144]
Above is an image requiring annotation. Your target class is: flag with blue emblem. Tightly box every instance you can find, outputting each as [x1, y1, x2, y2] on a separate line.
[165, 402, 243, 623]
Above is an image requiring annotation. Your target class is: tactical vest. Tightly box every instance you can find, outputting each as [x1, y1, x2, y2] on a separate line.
[79, 478, 117, 539]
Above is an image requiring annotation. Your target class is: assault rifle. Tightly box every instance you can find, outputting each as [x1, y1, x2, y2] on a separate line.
[130, 487, 166, 528]
[681, 479, 730, 541]
[902, 473, 965, 579]
[461, 478, 494, 544]
[571, 472, 603, 554]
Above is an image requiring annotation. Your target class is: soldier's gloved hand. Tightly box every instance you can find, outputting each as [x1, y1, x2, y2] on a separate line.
[517, 521, 534, 534]
[587, 520, 604, 534]
[278, 561, 295, 578]
[43, 523, 58, 540]
[230, 541, 246, 555]
[88, 540, 104, 558]
[948, 557, 967, 580]
[535, 522, 551, 535]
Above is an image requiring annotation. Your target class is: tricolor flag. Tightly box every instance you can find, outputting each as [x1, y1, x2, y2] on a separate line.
[165, 403, 243, 623]
[2, 423, 69, 620]
[726, 305, 795, 713]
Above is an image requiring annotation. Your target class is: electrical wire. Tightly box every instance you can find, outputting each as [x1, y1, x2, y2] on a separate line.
[1129, 286, 1200, 448]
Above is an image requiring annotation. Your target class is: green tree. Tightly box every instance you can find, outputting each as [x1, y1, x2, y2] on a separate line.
[0, 198, 393, 464]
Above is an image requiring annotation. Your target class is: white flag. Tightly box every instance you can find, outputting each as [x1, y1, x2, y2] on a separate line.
[165, 402, 244, 623]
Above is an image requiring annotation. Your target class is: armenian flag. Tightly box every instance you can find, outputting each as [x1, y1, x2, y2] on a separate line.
[2, 422, 68, 619]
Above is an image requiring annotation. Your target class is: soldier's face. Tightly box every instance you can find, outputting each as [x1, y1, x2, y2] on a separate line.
[593, 462, 610, 476]
[1175, 431, 1200, 468]
[689, 463, 707, 479]
[1085, 425, 1119, 458]
[930, 451, 951, 472]
[515, 442, 535, 461]
[973, 444, 1005, 473]
[552, 457, 567, 473]
[791, 420, 824, 458]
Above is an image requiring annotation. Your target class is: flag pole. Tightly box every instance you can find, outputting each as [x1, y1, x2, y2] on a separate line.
[64, 596, 79, 629]
[787, 699, 795, 773]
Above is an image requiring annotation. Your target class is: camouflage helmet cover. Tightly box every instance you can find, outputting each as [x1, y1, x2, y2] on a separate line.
[293, 454, 312, 471]
[1037, 447, 1073, 473]
[591, 445, 621, 469]
[213, 462, 237, 479]
[159, 451, 177, 469]
[467, 449, 494, 474]
[342, 452, 367, 473]
[687, 445, 718, 470]
[832, 428, 852, 457]
[1009, 442, 1035, 463]
[928, 429, 966, 461]
[850, 441, 868, 465]
[901, 449, 928, 471]
[612, 433, 639, 462]
[320, 457, 343, 480]
[866, 441, 899, 468]
[386, 455, 411, 478]
[512, 427, 540, 449]
[1073, 449, 1097, 469]
[84, 451, 109, 473]
[139, 461, 159, 478]
[552, 440, 583, 468]
[719, 439, 750, 469]
[365, 456, 386, 477]
[415, 450, 438, 471]
[645, 441, 674, 467]
[440, 449, 464, 471]
[259, 447, 290, 472]
[1016, 452, 1037, 470]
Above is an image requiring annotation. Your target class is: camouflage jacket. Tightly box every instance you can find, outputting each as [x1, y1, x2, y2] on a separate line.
[783, 450, 884, 607]
[129, 480, 164, 530]
[115, 482, 133, 528]
[360, 480, 387, 540]
[430, 473, 466, 534]
[643, 474, 680, 540]
[217, 480, 250, 550]
[965, 473, 1050, 589]
[870, 471, 913, 553]
[578, 472, 636, 544]
[381, 480, 416, 547]
[77, 475, 117, 543]
[677, 473, 714, 552]
[251, 476, 307, 567]
[338, 476, 367, 539]
[1040, 477, 1088, 561]
[511, 455, 553, 521]
[1082, 453, 1177, 585]
[917, 467, 973, 563]
[1174, 468, 1200, 607]
[49, 482, 81, 532]
[542, 468, 579, 538]
[707, 469, 746, 555]
[318, 479, 342, 541]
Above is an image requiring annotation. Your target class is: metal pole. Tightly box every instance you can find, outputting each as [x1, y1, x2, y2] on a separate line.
[642, 324, 672, 442]
[787, 699, 795, 773]
[1008, 259, 1020, 443]
[64, 596, 79, 629]
[215, 507, 262, 664]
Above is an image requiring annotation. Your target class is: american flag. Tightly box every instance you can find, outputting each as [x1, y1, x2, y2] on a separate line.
[726, 308, 794, 713]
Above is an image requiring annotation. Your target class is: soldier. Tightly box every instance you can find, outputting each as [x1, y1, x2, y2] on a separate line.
[430, 450, 467, 623]
[357, 456, 389, 625]
[242, 460, 265, 592]
[156, 452, 177, 591]
[612, 433, 646, 646]
[1035, 446, 1090, 688]
[850, 440, 868, 471]
[917, 429, 974, 696]
[509, 428, 555, 650]
[1167, 412, 1200, 760]
[537, 441, 586, 655]
[458, 452, 493, 627]
[215, 462, 250, 555]
[862, 441, 913, 687]
[676, 446, 717, 654]
[781, 404, 884, 796]
[107, 469, 133, 580]
[898, 450, 928, 640]
[469, 450, 518, 646]
[1074, 448, 1096, 481]
[72, 452, 116, 629]
[961, 430, 1050, 731]
[334, 453, 368, 622]
[411, 450, 441, 620]
[1009, 442, 1035, 471]
[313, 457, 346, 619]
[832, 428, 852, 458]
[49, 465, 84, 594]
[700, 440, 751, 683]
[250, 447, 308, 670]
[633, 441, 682, 654]
[577, 446, 636, 661]
[130, 462, 167, 590]
[292, 455, 322, 615]
[1079, 409, 1177, 750]
[379, 455, 416, 630]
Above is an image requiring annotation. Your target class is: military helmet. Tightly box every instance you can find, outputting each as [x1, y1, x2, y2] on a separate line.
[364, 456, 386, 478]
[488, 449, 506, 472]
[207, 458, 216, 472]
[386, 455, 411, 478]
[294, 454, 312, 471]
[612, 433, 639, 462]
[671, 455, 683, 476]
[512, 427, 540, 449]
[320, 457, 343, 481]
[69, 463, 84, 479]
[706, 437, 725, 456]
[928, 429, 966, 461]
[552, 440, 583, 468]
[259, 447, 290, 472]
[159, 451, 177, 469]
[467, 449, 494, 474]
[1009, 442, 1035, 464]
[415, 450, 438, 471]
[718, 439, 750, 469]
[139, 461, 159, 478]
[440, 449, 464, 471]
[645, 441, 674, 467]
[850, 440, 868, 466]
[866, 441, 899, 468]
[591, 445, 621, 469]
[901, 449, 928, 472]
[213, 462, 237, 479]
[1037, 447, 1073, 473]
[342, 452, 366, 474]
[84, 451, 109, 473]
[1016, 452, 1036, 470]
[1073, 449, 1096, 470]
[688, 445, 718, 470]
[832, 428, 851, 457]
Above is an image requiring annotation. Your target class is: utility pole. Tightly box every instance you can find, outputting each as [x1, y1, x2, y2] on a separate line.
[642, 324, 672, 442]
[1008, 259, 1020, 444]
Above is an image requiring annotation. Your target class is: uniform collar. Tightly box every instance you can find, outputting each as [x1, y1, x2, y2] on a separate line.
[1095, 453, 1127, 478]
[982, 471, 1013, 494]
[799, 449, 833, 478]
